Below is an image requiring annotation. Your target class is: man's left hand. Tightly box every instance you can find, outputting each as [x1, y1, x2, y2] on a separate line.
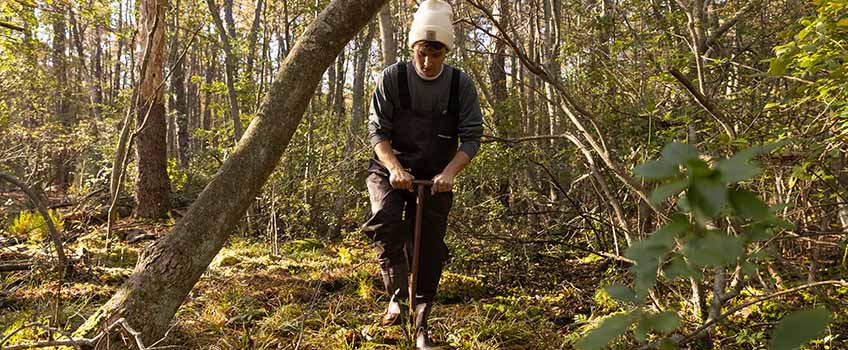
[431, 173, 455, 194]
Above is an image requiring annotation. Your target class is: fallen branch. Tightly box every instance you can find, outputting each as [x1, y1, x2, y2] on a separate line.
[0, 261, 32, 272]
[0, 171, 69, 276]
[0, 318, 178, 350]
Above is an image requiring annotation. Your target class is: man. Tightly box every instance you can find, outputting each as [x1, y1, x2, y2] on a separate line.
[362, 0, 483, 349]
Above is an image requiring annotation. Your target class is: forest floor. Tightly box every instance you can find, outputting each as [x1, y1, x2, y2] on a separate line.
[2, 194, 848, 349]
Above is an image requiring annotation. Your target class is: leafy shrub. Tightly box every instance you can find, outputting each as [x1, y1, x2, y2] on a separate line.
[578, 141, 833, 350]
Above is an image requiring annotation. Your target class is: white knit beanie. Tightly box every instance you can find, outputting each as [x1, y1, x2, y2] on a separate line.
[408, 0, 455, 51]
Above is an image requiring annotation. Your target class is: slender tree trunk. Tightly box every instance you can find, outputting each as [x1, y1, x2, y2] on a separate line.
[134, 0, 171, 219]
[168, 0, 189, 167]
[347, 21, 375, 157]
[78, 2, 387, 346]
[838, 152, 848, 231]
[378, 2, 396, 67]
[202, 44, 216, 136]
[333, 50, 346, 119]
[223, 0, 237, 43]
[52, 6, 73, 192]
[187, 45, 199, 155]
[206, 0, 243, 143]
[91, 23, 104, 124]
[246, 0, 264, 77]
[488, 0, 508, 135]
[326, 54, 337, 110]
[112, 0, 124, 103]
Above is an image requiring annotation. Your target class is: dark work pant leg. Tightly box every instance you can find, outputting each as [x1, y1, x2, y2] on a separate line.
[362, 173, 411, 271]
[409, 190, 453, 304]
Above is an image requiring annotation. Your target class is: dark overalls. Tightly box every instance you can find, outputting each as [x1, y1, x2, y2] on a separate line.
[363, 62, 462, 305]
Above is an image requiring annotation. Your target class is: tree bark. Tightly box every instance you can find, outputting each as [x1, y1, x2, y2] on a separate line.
[133, 0, 171, 219]
[77, 1, 387, 346]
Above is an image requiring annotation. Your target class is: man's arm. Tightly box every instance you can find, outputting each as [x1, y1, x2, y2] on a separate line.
[431, 150, 470, 193]
[432, 69, 483, 193]
[374, 140, 415, 192]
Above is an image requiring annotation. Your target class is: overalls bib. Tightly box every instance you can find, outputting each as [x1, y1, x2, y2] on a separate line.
[369, 62, 462, 179]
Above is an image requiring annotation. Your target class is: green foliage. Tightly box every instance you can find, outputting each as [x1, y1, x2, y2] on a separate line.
[771, 0, 848, 127]
[579, 140, 833, 348]
[167, 158, 189, 191]
[769, 308, 832, 350]
[7, 209, 63, 244]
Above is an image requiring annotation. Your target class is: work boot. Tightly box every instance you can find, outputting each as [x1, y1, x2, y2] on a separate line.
[414, 303, 449, 350]
[379, 263, 409, 327]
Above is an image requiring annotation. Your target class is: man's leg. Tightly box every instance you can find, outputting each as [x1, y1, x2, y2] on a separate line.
[362, 173, 412, 326]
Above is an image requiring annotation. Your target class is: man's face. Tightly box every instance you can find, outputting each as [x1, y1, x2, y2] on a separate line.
[412, 42, 447, 78]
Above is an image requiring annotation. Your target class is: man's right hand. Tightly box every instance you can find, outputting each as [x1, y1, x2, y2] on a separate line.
[388, 167, 414, 192]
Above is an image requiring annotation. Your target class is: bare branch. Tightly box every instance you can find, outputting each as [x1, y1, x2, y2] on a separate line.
[668, 68, 737, 140]
[706, 1, 756, 49]
[0, 22, 25, 32]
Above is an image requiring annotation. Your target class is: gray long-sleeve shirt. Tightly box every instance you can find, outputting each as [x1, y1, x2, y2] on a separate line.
[367, 61, 484, 159]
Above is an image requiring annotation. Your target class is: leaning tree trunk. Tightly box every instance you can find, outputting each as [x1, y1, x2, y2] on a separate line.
[133, 0, 171, 219]
[77, 0, 388, 347]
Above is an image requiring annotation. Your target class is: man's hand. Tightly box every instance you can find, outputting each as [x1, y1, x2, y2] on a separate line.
[389, 167, 414, 192]
[431, 172, 455, 194]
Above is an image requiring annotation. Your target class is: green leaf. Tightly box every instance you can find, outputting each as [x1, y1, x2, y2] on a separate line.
[651, 312, 681, 334]
[769, 308, 831, 350]
[605, 284, 637, 303]
[635, 160, 680, 180]
[651, 180, 689, 204]
[661, 142, 699, 165]
[626, 215, 688, 291]
[729, 189, 771, 220]
[577, 313, 634, 350]
[689, 177, 727, 218]
[769, 57, 792, 76]
[742, 224, 773, 242]
[683, 232, 745, 267]
[717, 157, 761, 183]
[761, 139, 792, 154]
[662, 256, 699, 280]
